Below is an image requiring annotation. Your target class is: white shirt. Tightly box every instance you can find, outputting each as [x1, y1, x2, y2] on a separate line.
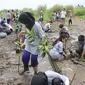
[24, 21, 45, 55]
[61, 11, 66, 18]
[49, 41, 63, 59]
[63, 26, 68, 32]
[6, 13, 11, 19]
[45, 70, 69, 85]
[57, 13, 59, 17]
[43, 23, 51, 31]
[69, 13, 72, 19]
[4, 23, 13, 30]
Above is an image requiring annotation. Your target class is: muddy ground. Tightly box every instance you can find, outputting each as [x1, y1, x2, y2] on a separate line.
[0, 17, 85, 85]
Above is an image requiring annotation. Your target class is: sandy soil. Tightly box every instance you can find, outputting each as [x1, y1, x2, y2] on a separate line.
[0, 17, 85, 85]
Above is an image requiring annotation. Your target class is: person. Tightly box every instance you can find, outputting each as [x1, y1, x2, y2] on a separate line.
[69, 35, 85, 60]
[52, 11, 57, 22]
[56, 11, 60, 21]
[18, 12, 45, 75]
[31, 70, 69, 85]
[43, 21, 52, 32]
[6, 11, 11, 24]
[68, 10, 72, 25]
[60, 8, 66, 24]
[49, 36, 67, 60]
[38, 20, 43, 28]
[59, 24, 69, 40]
[11, 10, 15, 23]
[39, 11, 44, 22]
[59, 24, 70, 39]
[0, 18, 5, 25]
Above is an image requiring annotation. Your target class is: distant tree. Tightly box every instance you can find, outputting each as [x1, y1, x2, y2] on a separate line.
[50, 4, 63, 12]
[28, 8, 35, 16]
[37, 5, 47, 15]
[78, 4, 80, 7]
[22, 8, 29, 12]
[82, 5, 84, 8]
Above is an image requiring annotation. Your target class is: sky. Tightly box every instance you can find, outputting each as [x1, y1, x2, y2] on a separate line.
[0, 0, 85, 10]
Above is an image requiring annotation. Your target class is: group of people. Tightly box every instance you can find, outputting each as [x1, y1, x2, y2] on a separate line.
[15, 9, 85, 85]
[38, 8, 73, 34]
[52, 8, 72, 25]
[49, 23, 70, 60]
[6, 10, 18, 24]
[49, 24, 85, 61]
[0, 10, 19, 25]
[16, 12, 70, 85]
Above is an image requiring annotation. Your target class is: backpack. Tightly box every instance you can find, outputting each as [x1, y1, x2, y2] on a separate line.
[31, 72, 48, 85]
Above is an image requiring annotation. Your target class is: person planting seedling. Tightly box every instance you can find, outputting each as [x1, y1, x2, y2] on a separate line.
[18, 12, 52, 75]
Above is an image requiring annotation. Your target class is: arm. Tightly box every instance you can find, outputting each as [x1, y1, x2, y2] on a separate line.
[68, 41, 79, 54]
[63, 52, 67, 58]
[81, 48, 85, 59]
[37, 22, 45, 39]
[58, 42, 63, 53]
[21, 35, 27, 49]
[58, 42, 67, 57]
[21, 39, 26, 49]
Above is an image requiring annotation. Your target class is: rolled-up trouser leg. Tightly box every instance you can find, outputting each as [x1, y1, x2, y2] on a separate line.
[31, 54, 38, 74]
[31, 54, 38, 67]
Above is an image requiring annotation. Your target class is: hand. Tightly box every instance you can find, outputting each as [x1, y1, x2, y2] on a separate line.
[63, 52, 67, 57]
[64, 54, 67, 58]
[14, 41, 20, 47]
[63, 52, 70, 60]
[21, 44, 25, 49]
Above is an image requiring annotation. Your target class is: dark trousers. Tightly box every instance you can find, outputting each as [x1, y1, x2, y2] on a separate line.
[68, 19, 72, 25]
[7, 19, 10, 24]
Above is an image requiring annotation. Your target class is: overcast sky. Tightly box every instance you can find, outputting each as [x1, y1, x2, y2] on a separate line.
[0, 0, 85, 10]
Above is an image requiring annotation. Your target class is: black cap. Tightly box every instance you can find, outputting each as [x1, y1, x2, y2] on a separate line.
[31, 72, 48, 85]
[52, 77, 65, 85]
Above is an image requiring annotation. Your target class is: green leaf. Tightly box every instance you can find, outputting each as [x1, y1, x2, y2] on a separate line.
[38, 45, 44, 50]
[22, 31, 27, 35]
[45, 46, 49, 52]
[31, 28, 36, 35]
[37, 36, 53, 58]
[26, 29, 31, 34]
[19, 39, 22, 45]
[42, 52, 46, 58]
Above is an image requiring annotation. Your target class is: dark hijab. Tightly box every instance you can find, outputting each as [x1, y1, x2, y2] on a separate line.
[18, 12, 35, 30]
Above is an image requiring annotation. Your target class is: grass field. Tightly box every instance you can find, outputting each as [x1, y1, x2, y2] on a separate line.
[80, 15, 85, 19]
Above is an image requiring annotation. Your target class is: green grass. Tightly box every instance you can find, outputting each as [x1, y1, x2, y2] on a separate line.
[80, 15, 85, 19]
[74, 8, 85, 16]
